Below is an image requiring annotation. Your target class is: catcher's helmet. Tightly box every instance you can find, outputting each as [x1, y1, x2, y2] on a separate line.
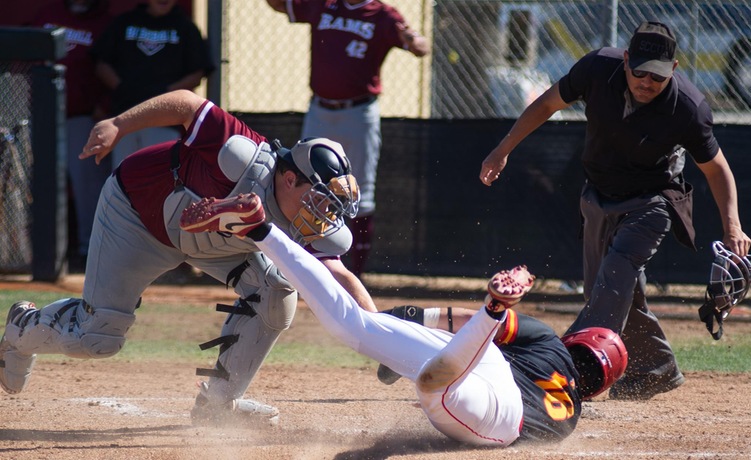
[276, 138, 360, 243]
[698, 241, 751, 339]
[562, 327, 628, 399]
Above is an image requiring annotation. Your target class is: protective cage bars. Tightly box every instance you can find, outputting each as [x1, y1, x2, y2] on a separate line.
[0, 27, 68, 281]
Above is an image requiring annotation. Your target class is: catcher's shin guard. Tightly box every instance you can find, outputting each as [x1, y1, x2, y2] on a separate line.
[3, 298, 136, 359]
[193, 279, 296, 421]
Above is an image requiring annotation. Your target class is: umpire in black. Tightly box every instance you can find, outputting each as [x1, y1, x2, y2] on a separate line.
[479, 21, 750, 400]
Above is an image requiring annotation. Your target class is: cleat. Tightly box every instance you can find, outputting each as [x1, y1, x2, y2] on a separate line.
[485, 265, 535, 313]
[0, 301, 38, 394]
[190, 382, 279, 427]
[180, 193, 266, 237]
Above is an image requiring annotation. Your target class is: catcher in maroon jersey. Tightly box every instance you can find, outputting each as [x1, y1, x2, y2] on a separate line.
[266, 0, 429, 278]
[0, 89, 375, 426]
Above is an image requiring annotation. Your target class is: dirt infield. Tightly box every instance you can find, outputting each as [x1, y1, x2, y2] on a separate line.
[0, 275, 750, 459]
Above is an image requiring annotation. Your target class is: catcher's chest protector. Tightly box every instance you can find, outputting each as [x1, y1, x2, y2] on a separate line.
[163, 137, 276, 256]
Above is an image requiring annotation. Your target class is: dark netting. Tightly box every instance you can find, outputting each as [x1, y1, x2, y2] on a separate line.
[0, 63, 33, 273]
[235, 114, 750, 284]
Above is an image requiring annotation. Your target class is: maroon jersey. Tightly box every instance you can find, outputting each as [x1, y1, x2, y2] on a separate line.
[31, 3, 111, 117]
[117, 101, 266, 247]
[495, 310, 582, 442]
[288, 0, 405, 99]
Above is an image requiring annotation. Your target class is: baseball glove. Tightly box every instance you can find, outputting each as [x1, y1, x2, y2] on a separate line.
[485, 265, 536, 312]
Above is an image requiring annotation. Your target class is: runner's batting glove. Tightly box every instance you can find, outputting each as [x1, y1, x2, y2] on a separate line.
[485, 265, 535, 314]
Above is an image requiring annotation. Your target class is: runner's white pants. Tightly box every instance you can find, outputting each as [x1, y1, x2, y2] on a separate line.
[256, 225, 523, 445]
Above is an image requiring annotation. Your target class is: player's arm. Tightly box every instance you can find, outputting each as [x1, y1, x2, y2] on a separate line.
[94, 61, 121, 91]
[696, 149, 751, 257]
[321, 258, 379, 313]
[479, 82, 572, 186]
[397, 23, 430, 57]
[265, 0, 286, 14]
[79, 89, 205, 165]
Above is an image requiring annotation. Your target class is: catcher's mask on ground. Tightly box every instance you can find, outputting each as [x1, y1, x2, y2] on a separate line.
[698, 241, 751, 339]
[562, 327, 628, 399]
[277, 138, 360, 243]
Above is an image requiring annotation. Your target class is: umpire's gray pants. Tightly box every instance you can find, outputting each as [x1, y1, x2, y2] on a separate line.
[565, 182, 681, 381]
[302, 98, 380, 216]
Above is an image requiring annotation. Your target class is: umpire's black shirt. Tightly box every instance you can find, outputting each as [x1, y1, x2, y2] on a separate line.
[558, 47, 718, 198]
[557, 47, 719, 248]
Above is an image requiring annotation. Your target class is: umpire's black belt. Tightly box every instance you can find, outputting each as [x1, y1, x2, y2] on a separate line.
[314, 94, 376, 110]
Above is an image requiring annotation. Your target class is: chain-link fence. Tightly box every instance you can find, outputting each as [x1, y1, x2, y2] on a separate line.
[219, 0, 751, 122]
[0, 64, 33, 273]
[1, 27, 67, 280]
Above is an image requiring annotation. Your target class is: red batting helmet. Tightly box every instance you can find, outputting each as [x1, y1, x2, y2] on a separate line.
[561, 327, 628, 399]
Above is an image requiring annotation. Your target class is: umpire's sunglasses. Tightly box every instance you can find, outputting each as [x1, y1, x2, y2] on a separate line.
[630, 68, 670, 83]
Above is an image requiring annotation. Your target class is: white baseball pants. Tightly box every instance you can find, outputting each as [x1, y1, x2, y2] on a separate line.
[256, 225, 523, 446]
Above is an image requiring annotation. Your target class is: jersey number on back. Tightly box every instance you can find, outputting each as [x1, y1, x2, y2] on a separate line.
[346, 40, 367, 59]
[535, 371, 575, 421]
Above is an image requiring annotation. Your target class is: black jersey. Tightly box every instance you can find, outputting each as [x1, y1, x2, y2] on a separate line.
[91, 4, 214, 115]
[495, 310, 582, 442]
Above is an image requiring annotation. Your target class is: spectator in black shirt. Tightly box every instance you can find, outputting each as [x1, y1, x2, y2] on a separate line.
[479, 21, 750, 400]
[91, 0, 214, 168]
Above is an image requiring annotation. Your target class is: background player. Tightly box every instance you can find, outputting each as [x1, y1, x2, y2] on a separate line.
[180, 194, 627, 444]
[91, 0, 214, 167]
[0, 89, 374, 425]
[30, 0, 113, 271]
[265, 0, 430, 277]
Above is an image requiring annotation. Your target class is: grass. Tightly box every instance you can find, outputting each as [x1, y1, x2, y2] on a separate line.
[1, 288, 749, 372]
[0, 289, 375, 368]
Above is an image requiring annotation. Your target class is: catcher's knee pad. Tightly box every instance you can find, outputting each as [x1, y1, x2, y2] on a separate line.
[235, 252, 297, 330]
[73, 306, 136, 358]
[10, 299, 136, 359]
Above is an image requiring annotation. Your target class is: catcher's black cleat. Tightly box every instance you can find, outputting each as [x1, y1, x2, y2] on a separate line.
[609, 372, 685, 401]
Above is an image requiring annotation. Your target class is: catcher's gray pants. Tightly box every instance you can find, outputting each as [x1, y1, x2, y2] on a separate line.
[566, 182, 682, 382]
[10, 176, 296, 404]
[302, 98, 380, 216]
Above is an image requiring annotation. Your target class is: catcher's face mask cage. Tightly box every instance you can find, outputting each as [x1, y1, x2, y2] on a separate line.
[562, 327, 628, 400]
[290, 174, 360, 243]
[279, 138, 360, 244]
[698, 241, 751, 340]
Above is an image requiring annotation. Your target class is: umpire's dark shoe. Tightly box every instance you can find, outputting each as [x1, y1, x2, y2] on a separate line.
[0, 301, 38, 394]
[609, 372, 685, 401]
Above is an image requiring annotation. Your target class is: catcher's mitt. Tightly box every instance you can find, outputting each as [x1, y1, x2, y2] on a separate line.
[485, 265, 535, 312]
